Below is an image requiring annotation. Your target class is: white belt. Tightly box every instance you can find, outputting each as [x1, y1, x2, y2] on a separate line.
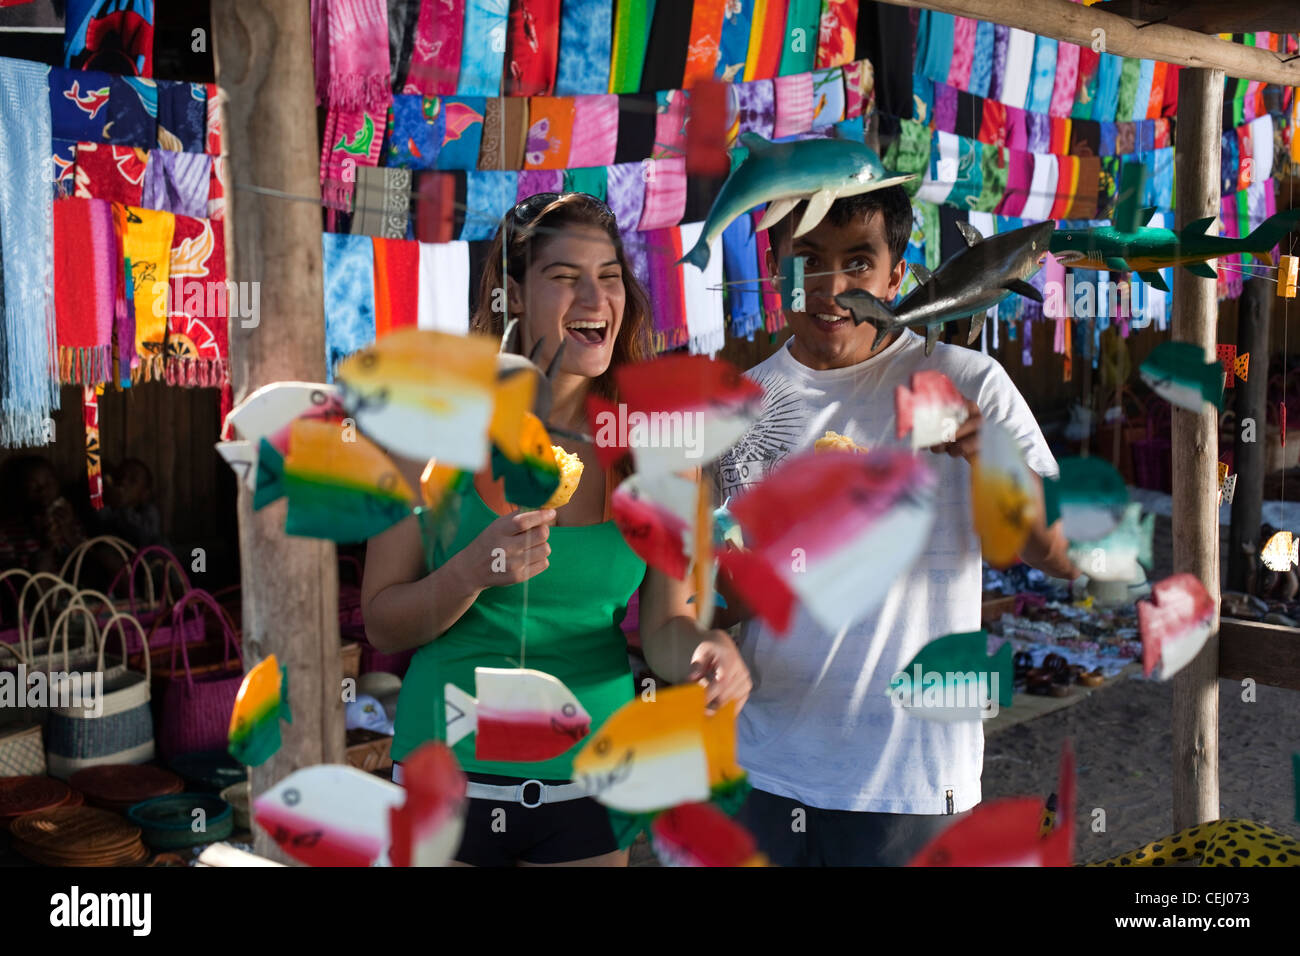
[465, 779, 588, 808]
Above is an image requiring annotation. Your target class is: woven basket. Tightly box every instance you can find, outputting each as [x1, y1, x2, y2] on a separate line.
[103, 545, 193, 643]
[0, 568, 32, 647]
[0, 723, 45, 778]
[45, 611, 154, 780]
[58, 535, 136, 592]
[127, 793, 234, 849]
[157, 590, 244, 760]
[345, 728, 393, 772]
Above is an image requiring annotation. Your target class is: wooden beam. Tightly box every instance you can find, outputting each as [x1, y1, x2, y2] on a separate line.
[1227, 279, 1270, 594]
[882, 0, 1300, 86]
[1219, 618, 1300, 691]
[1170, 67, 1223, 833]
[211, 0, 344, 863]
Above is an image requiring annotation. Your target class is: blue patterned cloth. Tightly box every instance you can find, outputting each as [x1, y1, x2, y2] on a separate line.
[104, 74, 156, 146]
[322, 233, 376, 382]
[555, 0, 612, 95]
[1094, 53, 1122, 121]
[462, 171, 518, 240]
[157, 80, 206, 152]
[49, 66, 112, 141]
[1131, 59, 1154, 122]
[916, 11, 954, 85]
[1026, 36, 1058, 114]
[969, 21, 995, 98]
[716, 0, 753, 83]
[436, 97, 485, 171]
[458, 0, 509, 96]
[387, 95, 442, 169]
[722, 214, 761, 339]
[0, 58, 59, 447]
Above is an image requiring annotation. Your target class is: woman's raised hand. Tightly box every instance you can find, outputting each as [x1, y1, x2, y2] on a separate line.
[452, 508, 556, 593]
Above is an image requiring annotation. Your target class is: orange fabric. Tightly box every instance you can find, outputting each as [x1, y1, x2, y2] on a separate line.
[524, 97, 575, 170]
[682, 0, 725, 88]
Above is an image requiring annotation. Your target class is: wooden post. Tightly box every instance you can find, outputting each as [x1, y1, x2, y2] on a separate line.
[1170, 67, 1223, 832]
[1228, 279, 1270, 594]
[211, 1, 344, 862]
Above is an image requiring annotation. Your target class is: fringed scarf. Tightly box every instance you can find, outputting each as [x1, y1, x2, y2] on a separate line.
[319, 0, 394, 211]
[165, 215, 229, 388]
[115, 203, 176, 383]
[405, 0, 464, 96]
[54, 197, 117, 385]
[0, 58, 60, 448]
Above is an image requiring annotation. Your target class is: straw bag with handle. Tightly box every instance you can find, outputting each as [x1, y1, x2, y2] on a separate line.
[58, 535, 136, 590]
[17, 577, 111, 676]
[157, 590, 244, 759]
[45, 610, 154, 779]
[0, 641, 45, 777]
[108, 545, 199, 654]
[0, 568, 33, 647]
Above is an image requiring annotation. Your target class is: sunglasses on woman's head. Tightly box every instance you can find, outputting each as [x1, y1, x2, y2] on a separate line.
[506, 191, 614, 242]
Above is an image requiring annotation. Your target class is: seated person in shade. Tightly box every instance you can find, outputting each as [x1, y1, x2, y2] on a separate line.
[98, 458, 165, 550]
[0, 455, 87, 574]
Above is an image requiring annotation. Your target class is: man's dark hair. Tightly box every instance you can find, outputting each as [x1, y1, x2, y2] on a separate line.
[768, 185, 913, 267]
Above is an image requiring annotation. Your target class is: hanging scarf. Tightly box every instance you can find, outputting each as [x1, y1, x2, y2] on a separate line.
[754, 219, 783, 334]
[776, 0, 818, 77]
[679, 221, 724, 355]
[1049, 155, 1078, 220]
[388, 94, 442, 169]
[406, 0, 465, 96]
[917, 11, 953, 85]
[1115, 57, 1139, 122]
[652, 89, 689, 161]
[0, 58, 59, 448]
[414, 171, 459, 243]
[987, 24, 1008, 102]
[979, 99, 1007, 148]
[372, 236, 420, 336]
[53, 140, 78, 199]
[165, 215, 229, 387]
[1049, 43, 1079, 118]
[1026, 36, 1057, 115]
[946, 17, 975, 92]
[83, 385, 103, 509]
[722, 214, 762, 339]
[563, 166, 607, 200]
[435, 97, 485, 170]
[462, 170, 517, 240]
[157, 81, 207, 153]
[141, 150, 213, 218]
[933, 83, 957, 135]
[505, 0, 561, 96]
[682, 0, 724, 88]
[1025, 111, 1050, 154]
[773, 71, 813, 137]
[569, 94, 619, 168]
[1072, 47, 1099, 120]
[49, 66, 113, 142]
[104, 75, 157, 146]
[516, 169, 563, 202]
[1050, 117, 1071, 154]
[1005, 105, 1028, 151]
[1146, 62, 1167, 119]
[322, 232, 377, 381]
[607, 162, 647, 237]
[206, 82, 222, 154]
[556, 0, 612, 95]
[75, 142, 147, 205]
[811, 67, 845, 130]
[320, 0, 393, 210]
[65, 0, 154, 76]
[458, 0, 509, 96]
[973, 144, 1007, 213]
[1068, 156, 1101, 220]
[842, 60, 867, 121]
[715, 0, 752, 84]
[525, 96, 575, 169]
[115, 204, 176, 382]
[745, 0, 787, 82]
[609, 0, 652, 93]
[614, 92, 657, 164]
[416, 240, 470, 333]
[816, 0, 856, 70]
[478, 96, 529, 170]
[1094, 53, 1121, 121]
[638, 158, 687, 231]
[351, 165, 413, 238]
[208, 156, 225, 221]
[388, 0, 422, 92]
[644, 226, 688, 350]
[968, 20, 993, 98]
[54, 197, 116, 385]
[734, 79, 775, 139]
[999, 28, 1035, 108]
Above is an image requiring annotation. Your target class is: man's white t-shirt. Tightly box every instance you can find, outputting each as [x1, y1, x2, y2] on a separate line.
[713, 329, 1058, 815]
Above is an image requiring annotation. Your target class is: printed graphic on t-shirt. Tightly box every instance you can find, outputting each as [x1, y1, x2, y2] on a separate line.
[714, 369, 810, 501]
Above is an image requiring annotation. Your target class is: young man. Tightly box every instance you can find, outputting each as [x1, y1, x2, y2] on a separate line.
[712, 187, 1078, 866]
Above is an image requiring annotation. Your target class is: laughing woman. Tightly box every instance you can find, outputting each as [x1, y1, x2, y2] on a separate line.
[362, 193, 751, 867]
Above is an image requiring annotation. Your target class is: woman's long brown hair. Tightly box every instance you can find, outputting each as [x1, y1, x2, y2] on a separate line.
[469, 192, 654, 407]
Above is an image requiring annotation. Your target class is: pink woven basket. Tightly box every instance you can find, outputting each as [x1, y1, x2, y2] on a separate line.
[156, 590, 244, 760]
[105, 546, 198, 653]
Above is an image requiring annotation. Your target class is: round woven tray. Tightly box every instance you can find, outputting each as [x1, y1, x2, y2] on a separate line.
[70, 765, 184, 812]
[126, 793, 233, 849]
[0, 776, 71, 823]
[10, 807, 149, 866]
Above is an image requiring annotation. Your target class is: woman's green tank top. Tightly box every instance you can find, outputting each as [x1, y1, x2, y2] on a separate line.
[390, 486, 647, 780]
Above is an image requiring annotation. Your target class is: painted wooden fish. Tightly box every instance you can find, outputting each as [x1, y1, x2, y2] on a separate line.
[895, 370, 969, 449]
[444, 667, 592, 763]
[1068, 503, 1155, 582]
[1049, 207, 1300, 292]
[217, 381, 343, 491]
[717, 449, 937, 635]
[573, 684, 746, 814]
[836, 220, 1053, 356]
[1261, 530, 1299, 572]
[587, 354, 763, 477]
[388, 743, 468, 868]
[1043, 457, 1129, 542]
[1138, 573, 1215, 681]
[970, 420, 1038, 568]
[678, 133, 916, 270]
[228, 654, 291, 767]
[889, 631, 1013, 722]
[652, 802, 768, 867]
[1139, 341, 1225, 413]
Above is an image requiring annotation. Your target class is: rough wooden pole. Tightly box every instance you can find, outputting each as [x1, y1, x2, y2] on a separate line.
[211, 0, 344, 862]
[1170, 67, 1223, 832]
[882, 0, 1300, 86]
[1228, 279, 1270, 594]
